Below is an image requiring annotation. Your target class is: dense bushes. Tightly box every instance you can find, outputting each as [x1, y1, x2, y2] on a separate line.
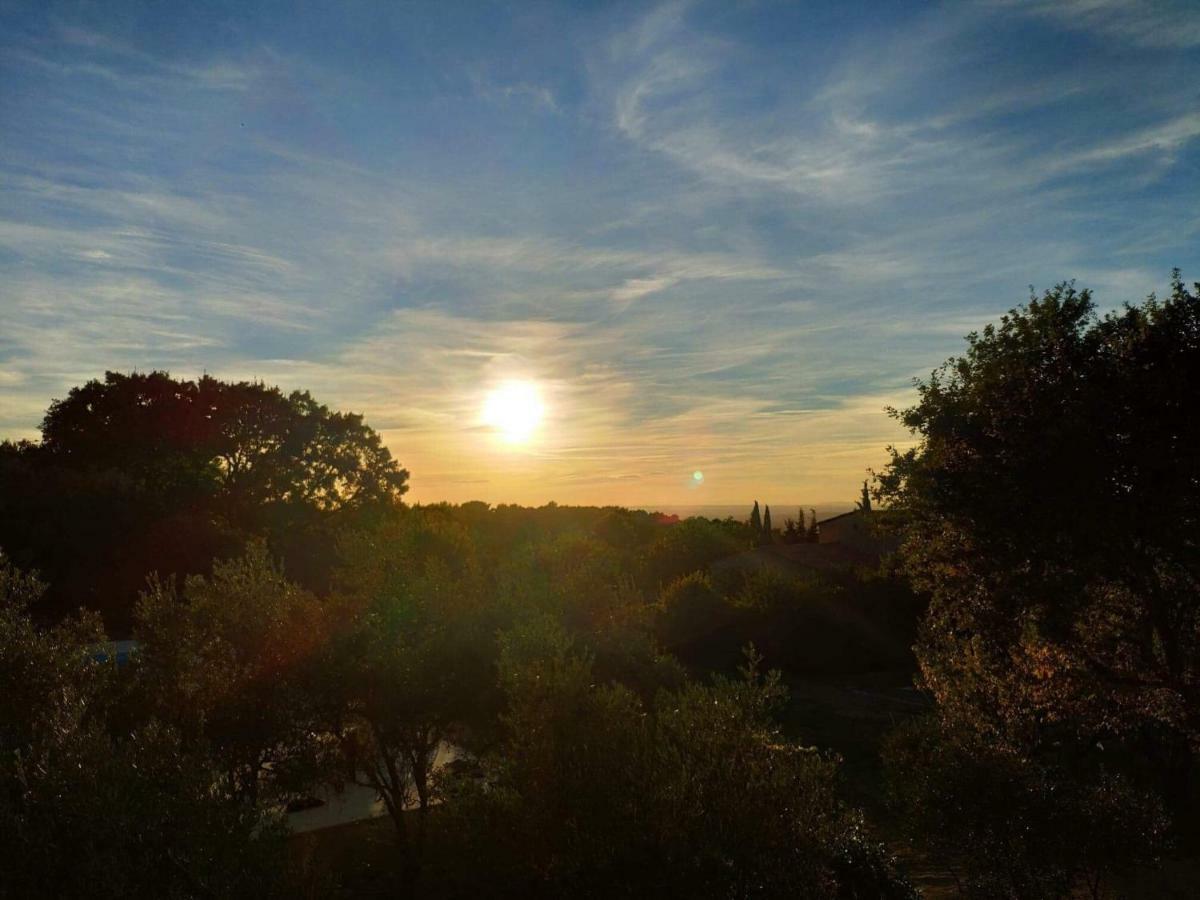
[656, 566, 917, 674]
[1, 505, 917, 897]
[883, 716, 1169, 898]
[0, 556, 289, 899]
[437, 628, 915, 898]
[654, 570, 731, 648]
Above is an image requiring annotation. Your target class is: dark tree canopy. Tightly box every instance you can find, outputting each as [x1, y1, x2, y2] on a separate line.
[856, 480, 871, 513]
[40, 371, 407, 513]
[878, 272, 1200, 773]
[0, 554, 288, 898]
[875, 273, 1199, 895]
[0, 371, 407, 629]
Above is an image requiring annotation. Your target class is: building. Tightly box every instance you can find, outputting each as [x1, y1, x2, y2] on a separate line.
[816, 510, 899, 556]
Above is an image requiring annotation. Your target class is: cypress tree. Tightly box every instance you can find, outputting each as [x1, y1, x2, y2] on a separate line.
[762, 505, 773, 543]
[807, 508, 819, 543]
[857, 479, 873, 513]
[750, 501, 762, 533]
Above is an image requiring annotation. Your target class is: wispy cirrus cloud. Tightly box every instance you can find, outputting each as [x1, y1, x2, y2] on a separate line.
[989, 0, 1200, 49]
[1, 0, 1196, 504]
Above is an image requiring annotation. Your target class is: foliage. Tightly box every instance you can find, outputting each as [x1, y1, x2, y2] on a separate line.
[877, 274, 1200, 769]
[668, 566, 918, 675]
[40, 371, 407, 514]
[134, 542, 328, 804]
[0, 555, 287, 899]
[498, 531, 625, 626]
[726, 566, 816, 612]
[319, 510, 494, 865]
[876, 273, 1198, 890]
[654, 570, 732, 650]
[782, 513, 803, 543]
[0, 371, 407, 628]
[497, 530, 684, 700]
[884, 715, 1169, 898]
[856, 480, 872, 512]
[0, 555, 108, 753]
[638, 516, 749, 589]
[590, 506, 661, 554]
[438, 630, 915, 898]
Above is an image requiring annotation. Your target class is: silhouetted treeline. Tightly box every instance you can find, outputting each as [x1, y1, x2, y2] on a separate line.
[0, 508, 916, 898]
[0, 370, 920, 898]
[2, 272, 1197, 897]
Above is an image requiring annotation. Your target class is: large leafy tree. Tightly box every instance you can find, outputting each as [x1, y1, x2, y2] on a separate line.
[0, 371, 407, 627]
[877, 273, 1200, 787]
[38, 372, 406, 512]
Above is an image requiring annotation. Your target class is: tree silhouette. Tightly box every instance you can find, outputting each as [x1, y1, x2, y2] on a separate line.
[749, 500, 762, 533]
[0, 371, 408, 629]
[856, 480, 872, 513]
[782, 513, 802, 544]
[762, 505, 773, 544]
[878, 272, 1200, 809]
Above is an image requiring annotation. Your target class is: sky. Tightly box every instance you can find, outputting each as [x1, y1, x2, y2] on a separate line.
[1, 0, 1198, 507]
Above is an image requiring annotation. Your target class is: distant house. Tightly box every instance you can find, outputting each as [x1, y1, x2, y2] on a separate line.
[816, 510, 898, 556]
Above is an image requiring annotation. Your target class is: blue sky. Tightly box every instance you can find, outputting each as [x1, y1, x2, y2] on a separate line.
[1, 0, 1197, 505]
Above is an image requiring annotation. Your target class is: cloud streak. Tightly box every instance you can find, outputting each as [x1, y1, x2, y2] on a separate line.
[1, 1, 1196, 504]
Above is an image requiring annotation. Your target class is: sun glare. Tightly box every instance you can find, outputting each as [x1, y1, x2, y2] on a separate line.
[482, 381, 545, 444]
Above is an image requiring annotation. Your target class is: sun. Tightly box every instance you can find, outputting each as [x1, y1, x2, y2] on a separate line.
[482, 381, 545, 444]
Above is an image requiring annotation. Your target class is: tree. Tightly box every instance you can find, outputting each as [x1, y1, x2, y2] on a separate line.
[879, 275, 1200, 754]
[39, 372, 408, 514]
[750, 500, 762, 533]
[876, 273, 1199, 878]
[638, 517, 748, 589]
[319, 510, 493, 875]
[0, 371, 408, 628]
[438, 629, 915, 898]
[134, 542, 328, 805]
[856, 480, 872, 512]
[650, 650, 914, 898]
[0, 554, 287, 899]
[762, 504, 774, 543]
[806, 508, 820, 543]
[884, 716, 1168, 898]
[654, 571, 731, 650]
